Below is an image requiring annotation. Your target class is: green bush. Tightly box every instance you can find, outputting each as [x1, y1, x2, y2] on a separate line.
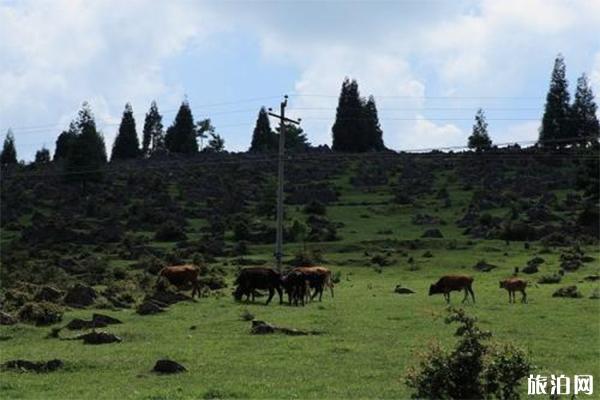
[18, 301, 64, 326]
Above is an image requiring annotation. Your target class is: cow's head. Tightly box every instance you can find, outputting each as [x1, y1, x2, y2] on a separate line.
[499, 281, 505, 289]
[232, 286, 243, 301]
[428, 283, 440, 295]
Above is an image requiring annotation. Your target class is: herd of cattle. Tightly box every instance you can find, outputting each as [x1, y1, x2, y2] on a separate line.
[158, 265, 530, 305]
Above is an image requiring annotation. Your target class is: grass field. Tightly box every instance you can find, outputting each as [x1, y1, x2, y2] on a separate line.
[1, 156, 599, 399]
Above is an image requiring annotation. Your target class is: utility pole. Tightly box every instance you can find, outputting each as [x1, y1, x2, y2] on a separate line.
[268, 95, 301, 271]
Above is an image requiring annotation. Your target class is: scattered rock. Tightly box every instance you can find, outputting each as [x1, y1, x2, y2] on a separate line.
[91, 313, 122, 326]
[522, 264, 539, 274]
[153, 359, 186, 374]
[422, 251, 433, 258]
[582, 275, 600, 282]
[552, 286, 583, 299]
[72, 331, 122, 344]
[144, 289, 190, 306]
[0, 311, 17, 325]
[473, 260, 497, 272]
[34, 286, 64, 303]
[2, 359, 63, 373]
[250, 320, 321, 336]
[421, 229, 443, 238]
[18, 302, 63, 326]
[64, 284, 97, 308]
[538, 274, 562, 284]
[412, 214, 444, 225]
[136, 301, 164, 315]
[527, 257, 545, 267]
[65, 318, 97, 330]
[394, 285, 415, 295]
[65, 313, 122, 330]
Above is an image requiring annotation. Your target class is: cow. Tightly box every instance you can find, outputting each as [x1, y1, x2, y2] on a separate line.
[499, 278, 528, 303]
[282, 271, 309, 306]
[157, 265, 200, 298]
[293, 266, 334, 302]
[429, 275, 475, 304]
[233, 267, 283, 305]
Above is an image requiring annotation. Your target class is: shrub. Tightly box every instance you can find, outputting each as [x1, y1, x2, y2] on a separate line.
[406, 308, 531, 400]
[303, 200, 326, 215]
[18, 301, 64, 326]
[154, 221, 187, 242]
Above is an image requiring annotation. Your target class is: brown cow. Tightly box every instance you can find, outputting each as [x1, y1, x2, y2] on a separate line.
[157, 265, 200, 298]
[500, 278, 528, 303]
[293, 266, 334, 302]
[429, 275, 475, 303]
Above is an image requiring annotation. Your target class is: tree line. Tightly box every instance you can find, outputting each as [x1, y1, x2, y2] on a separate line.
[1, 54, 598, 168]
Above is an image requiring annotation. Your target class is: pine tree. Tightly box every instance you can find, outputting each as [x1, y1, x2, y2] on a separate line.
[539, 54, 571, 148]
[54, 122, 78, 161]
[571, 73, 600, 147]
[275, 123, 310, 152]
[364, 96, 385, 151]
[111, 103, 140, 160]
[35, 147, 51, 164]
[142, 101, 164, 156]
[165, 101, 198, 154]
[468, 108, 492, 152]
[249, 107, 276, 152]
[0, 130, 17, 166]
[65, 102, 107, 184]
[332, 78, 364, 152]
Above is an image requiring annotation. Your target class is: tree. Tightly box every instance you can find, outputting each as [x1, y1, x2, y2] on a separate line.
[142, 101, 164, 157]
[571, 73, 600, 147]
[165, 101, 198, 154]
[203, 132, 225, 153]
[539, 54, 571, 148]
[275, 123, 310, 152]
[34, 147, 51, 164]
[468, 108, 492, 151]
[364, 96, 385, 151]
[196, 118, 214, 151]
[54, 122, 78, 161]
[0, 130, 17, 166]
[111, 103, 140, 160]
[65, 102, 107, 184]
[249, 107, 276, 152]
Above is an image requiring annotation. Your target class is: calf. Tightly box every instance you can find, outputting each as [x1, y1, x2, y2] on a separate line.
[233, 268, 282, 305]
[282, 271, 309, 306]
[499, 278, 528, 303]
[157, 265, 200, 298]
[429, 275, 475, 304]
[293, 266, 334, 302]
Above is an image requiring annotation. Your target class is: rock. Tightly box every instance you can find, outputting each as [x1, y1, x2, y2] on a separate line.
[92, 313, 122, 326]
[251, 320, 275, 334]
[473, 260, 497, 272]
[144, 289, 190, 306]
[422, 251, 433, 258]
[2, 359, 63, 373]
[522, 264, 539, 274]
[0, 311, 17, 325]
[76, 331, 122, 344]
[394, 285, 415, 295]
[34, 286, 64, 303]
[18, 302, 63, 326]
[583, 275, 600, 282]
[421, 229, 443, 238]
[552, 286, 583, 298]
[153, 359, 186, 374]
[64, 284, 97, 308]
[136, 301, 164, 315]
[527, 257, 545, 266]
[561, 259, 583, 272]
[65, 318, 98, 330]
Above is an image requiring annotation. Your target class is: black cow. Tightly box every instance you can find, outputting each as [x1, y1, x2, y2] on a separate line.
[233, 268, 282, 305]
[282, 271, 309, 306]
[429, 275, 475, 304]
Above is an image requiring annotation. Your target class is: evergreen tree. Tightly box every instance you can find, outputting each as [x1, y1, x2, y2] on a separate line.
[275, 123, 310, 152]
[539, 54, 571, 148]
[332, 78, 364, 152]
[468, 108, 492, 152]
[142, 101, 164, 156]
[364, 96, 385, 151]
[249, 107, 276, 152]
[111, 103, 140, 160]
[0, 130, 17, 166]
[54, 122, 78, 161]
[65, 102, 107, 184]
[571, 73, 600, 146]
[35, 147, 51, 164]
[165, 101, 198, 154]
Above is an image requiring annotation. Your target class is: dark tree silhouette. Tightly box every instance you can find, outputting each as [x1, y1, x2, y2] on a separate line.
[539, 54, 571, 148]
[364, 96, 385, 151]
[0, 130, 17, 166]
[468, 109, 492, 152]
[275, 123, 310, 152]
[165, 101, 197, 154]
[111, 103, 140, 160]
[249, 107, 276, 152]
[142, 101, 164, 157]
[34, 147, 51, 164]
[54, 122, 78, 161]
[571, 73, 599, 147]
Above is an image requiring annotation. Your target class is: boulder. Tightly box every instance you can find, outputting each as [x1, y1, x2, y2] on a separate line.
[394, 285, 415, 295]
[64, 284, 97, 308]
[34, 286, 64, 303]
[552, 286, 583, 298]
[522, 264, 539, 274]
[77, 331, 122, 344]
[136, 301, 164, 315]
[251, 320, 275, 334]
[92, 313, 122, 326]
[421, 229, 443, 238]
[473, 260, 497, 272]
[18, 302, 63, 326]
[153, 359, 186, 374]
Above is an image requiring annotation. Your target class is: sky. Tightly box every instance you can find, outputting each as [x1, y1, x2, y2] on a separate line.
[1, 0, 599, 161]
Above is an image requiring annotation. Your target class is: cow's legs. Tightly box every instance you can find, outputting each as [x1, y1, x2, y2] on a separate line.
[444, 292, 450, 303]
[468, 286, 476, 303]
[266, 287, 274, 305]
[462, 288, 469, 303]
[276, 286, 283, 304]
[521, 290, 527, 304]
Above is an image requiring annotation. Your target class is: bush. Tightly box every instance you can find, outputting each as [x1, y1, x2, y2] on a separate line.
[18, 301, 64, 326]
[303, 200, 327, 215]
[154, 221, 187, 242]
[406, 308, 531, 400]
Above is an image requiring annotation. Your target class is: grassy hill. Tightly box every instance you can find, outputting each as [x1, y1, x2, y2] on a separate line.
[1, 149, 599, 398]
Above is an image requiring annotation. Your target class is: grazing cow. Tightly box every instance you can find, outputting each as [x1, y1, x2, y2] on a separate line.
[282, 271, 309, 306]
[429, 275, 475, 304]
[157, 265, 200, 298]
[293, 266, 334, 302]
[233, 268, 282, 305]
[499, 278, 528, 303]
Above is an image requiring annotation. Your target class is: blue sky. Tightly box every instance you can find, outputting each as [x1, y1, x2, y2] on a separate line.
[1, 0, 599, 160]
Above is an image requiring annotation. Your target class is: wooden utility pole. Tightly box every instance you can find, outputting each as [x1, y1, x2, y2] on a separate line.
[268, 95, 300, 271]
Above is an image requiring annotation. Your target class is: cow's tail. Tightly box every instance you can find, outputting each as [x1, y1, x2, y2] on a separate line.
[326, 272, 334, 298]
